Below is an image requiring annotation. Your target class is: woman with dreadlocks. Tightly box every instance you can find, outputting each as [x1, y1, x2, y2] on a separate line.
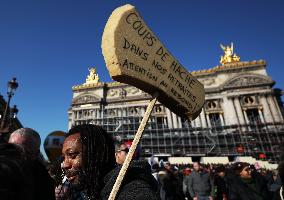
[60, 124, 116, 200]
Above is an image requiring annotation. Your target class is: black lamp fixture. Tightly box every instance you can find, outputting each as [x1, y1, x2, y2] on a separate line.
[10, 105, 19, 119]
[0, 77, 19, 134]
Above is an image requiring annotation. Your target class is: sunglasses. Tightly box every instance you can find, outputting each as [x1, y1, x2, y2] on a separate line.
[116, 148, 129, 153]
[243, 167, 251, 172]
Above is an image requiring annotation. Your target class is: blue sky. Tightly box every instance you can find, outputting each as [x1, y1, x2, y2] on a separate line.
[1, 0, 283, 151]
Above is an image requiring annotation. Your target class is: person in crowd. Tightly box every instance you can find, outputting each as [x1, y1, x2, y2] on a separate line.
[226, 162, 270, 200]
[164, 161, 172, 171]
[274, 161, 284, 200]
[0, 143, 32, 200]
[267, 169, 282, 198]
[115, 142, 129, 165]
[186, 162, 214, 200]
[183, 167, 192, 200]
[214, 165, 228, 200]
[9, 127, 55, 200]
[158, 163, 185, 200]
[61, 124, 158, 200]
[114, 140, 141, 165]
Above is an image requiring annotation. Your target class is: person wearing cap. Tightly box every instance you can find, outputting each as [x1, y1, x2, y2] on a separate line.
[227, 162, 270, 200]
[183, 167, 192, 200]
[114, 141, 141, 165]
[115, 143, 129, 165]
[102, 140, 158, 200]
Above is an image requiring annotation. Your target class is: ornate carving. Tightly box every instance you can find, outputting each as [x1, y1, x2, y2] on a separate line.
[205, 99, 222, 112]
[108, 89, 119, 97]
[107, 87, 140, 98]
[119, 88, 127, 99]
[200, 78, 215, 86]
[128, 107, 140, 116]
[240, 95, 259, 107]
[107, 109, 117, 117]
[125, 87, 140, 95]
[224, 74, 273, 89]
[72, 94, 100, 104]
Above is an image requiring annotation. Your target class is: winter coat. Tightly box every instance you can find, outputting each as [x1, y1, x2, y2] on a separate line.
[214, 175, 228, 200]
[185, 170, 214, 198]
[101, 160, 159, 200]
[273, 186, 284, 200]
[226, 172, 270, 200]
[27, 160, 55, 200]
[158, 169, 184, 200]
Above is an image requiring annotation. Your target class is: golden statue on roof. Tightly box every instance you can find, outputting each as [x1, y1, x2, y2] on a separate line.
[85, 67, 100, 84]
[220, 43, 240, 65]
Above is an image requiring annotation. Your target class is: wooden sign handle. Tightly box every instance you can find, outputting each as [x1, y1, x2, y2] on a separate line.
[108, 92, 158, 200]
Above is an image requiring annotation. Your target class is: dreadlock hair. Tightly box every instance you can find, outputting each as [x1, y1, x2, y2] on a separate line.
[66, 124, 115, 199]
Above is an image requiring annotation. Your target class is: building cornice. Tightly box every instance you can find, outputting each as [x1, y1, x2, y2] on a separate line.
[72, 60, 266, 91]
[192, 60, 266, 77]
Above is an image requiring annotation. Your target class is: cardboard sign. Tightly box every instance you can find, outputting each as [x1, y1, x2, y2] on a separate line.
[102, 4, 204, 120]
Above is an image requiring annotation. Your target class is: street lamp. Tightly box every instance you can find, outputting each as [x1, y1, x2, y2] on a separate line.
[0, 77, 19, 134]
[10, 105, 19, 119]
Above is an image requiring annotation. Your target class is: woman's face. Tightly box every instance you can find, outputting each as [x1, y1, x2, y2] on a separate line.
[240, 166, 252, 179]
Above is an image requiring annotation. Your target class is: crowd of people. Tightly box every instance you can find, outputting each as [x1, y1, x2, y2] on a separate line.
[0, 124, 284, 200]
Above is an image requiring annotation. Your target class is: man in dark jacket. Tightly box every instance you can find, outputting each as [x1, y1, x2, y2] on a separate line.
[9, 128, 55, 200]
[185, 162, 214, 200]
[158, 167, 184, 200]
[214, 165, 228, 200]
[227, 162, 270, 200]
[101, 160, 158, 200]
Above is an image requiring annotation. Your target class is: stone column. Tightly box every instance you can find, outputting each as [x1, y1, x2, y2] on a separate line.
[220, 113, 225, 126]
[200, 109, 207, 128]
[122, 108, 127, 118]
[258, 108, 265, 123]
[166, 108, 173, 129]
[272, 95, 284, 121]
[178, 116, 182, 128]
[118, 108, 122, 117]
[268, 95, 281, 122]
[172, 113, 179, 128]
[260, 95, 273, 123]
[191, 120, 195, 128]
[234, 97, 245, 125]
[194, 116, 201, 127]
[223, 97, 238, 125]
[206, 113, 211, 128]
[73, 111, 77, 120]
[96, 109, 100, 119]
[164, 116, 168, 127]
[243, 109, 249, 124]
[141, 106, 146, 115]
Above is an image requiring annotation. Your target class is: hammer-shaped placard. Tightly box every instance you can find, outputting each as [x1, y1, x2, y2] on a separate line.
[102, 4, 204, 120]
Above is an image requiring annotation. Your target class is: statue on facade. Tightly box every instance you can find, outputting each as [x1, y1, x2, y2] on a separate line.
[85, 67, 100, 84]
[220, 43, 240, 65]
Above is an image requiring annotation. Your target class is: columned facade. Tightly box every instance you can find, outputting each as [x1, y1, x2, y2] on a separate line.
[69, 59, 284, 162]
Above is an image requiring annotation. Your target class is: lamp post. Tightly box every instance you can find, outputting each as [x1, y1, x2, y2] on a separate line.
[0, 77, 19, 135]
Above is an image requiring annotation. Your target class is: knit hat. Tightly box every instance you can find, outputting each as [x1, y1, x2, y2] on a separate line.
[231, 162, 250, 175]
[215, 165, 226, 173]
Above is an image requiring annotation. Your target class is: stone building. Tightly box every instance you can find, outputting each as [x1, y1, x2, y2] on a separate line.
[68, 45, 284, 163]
